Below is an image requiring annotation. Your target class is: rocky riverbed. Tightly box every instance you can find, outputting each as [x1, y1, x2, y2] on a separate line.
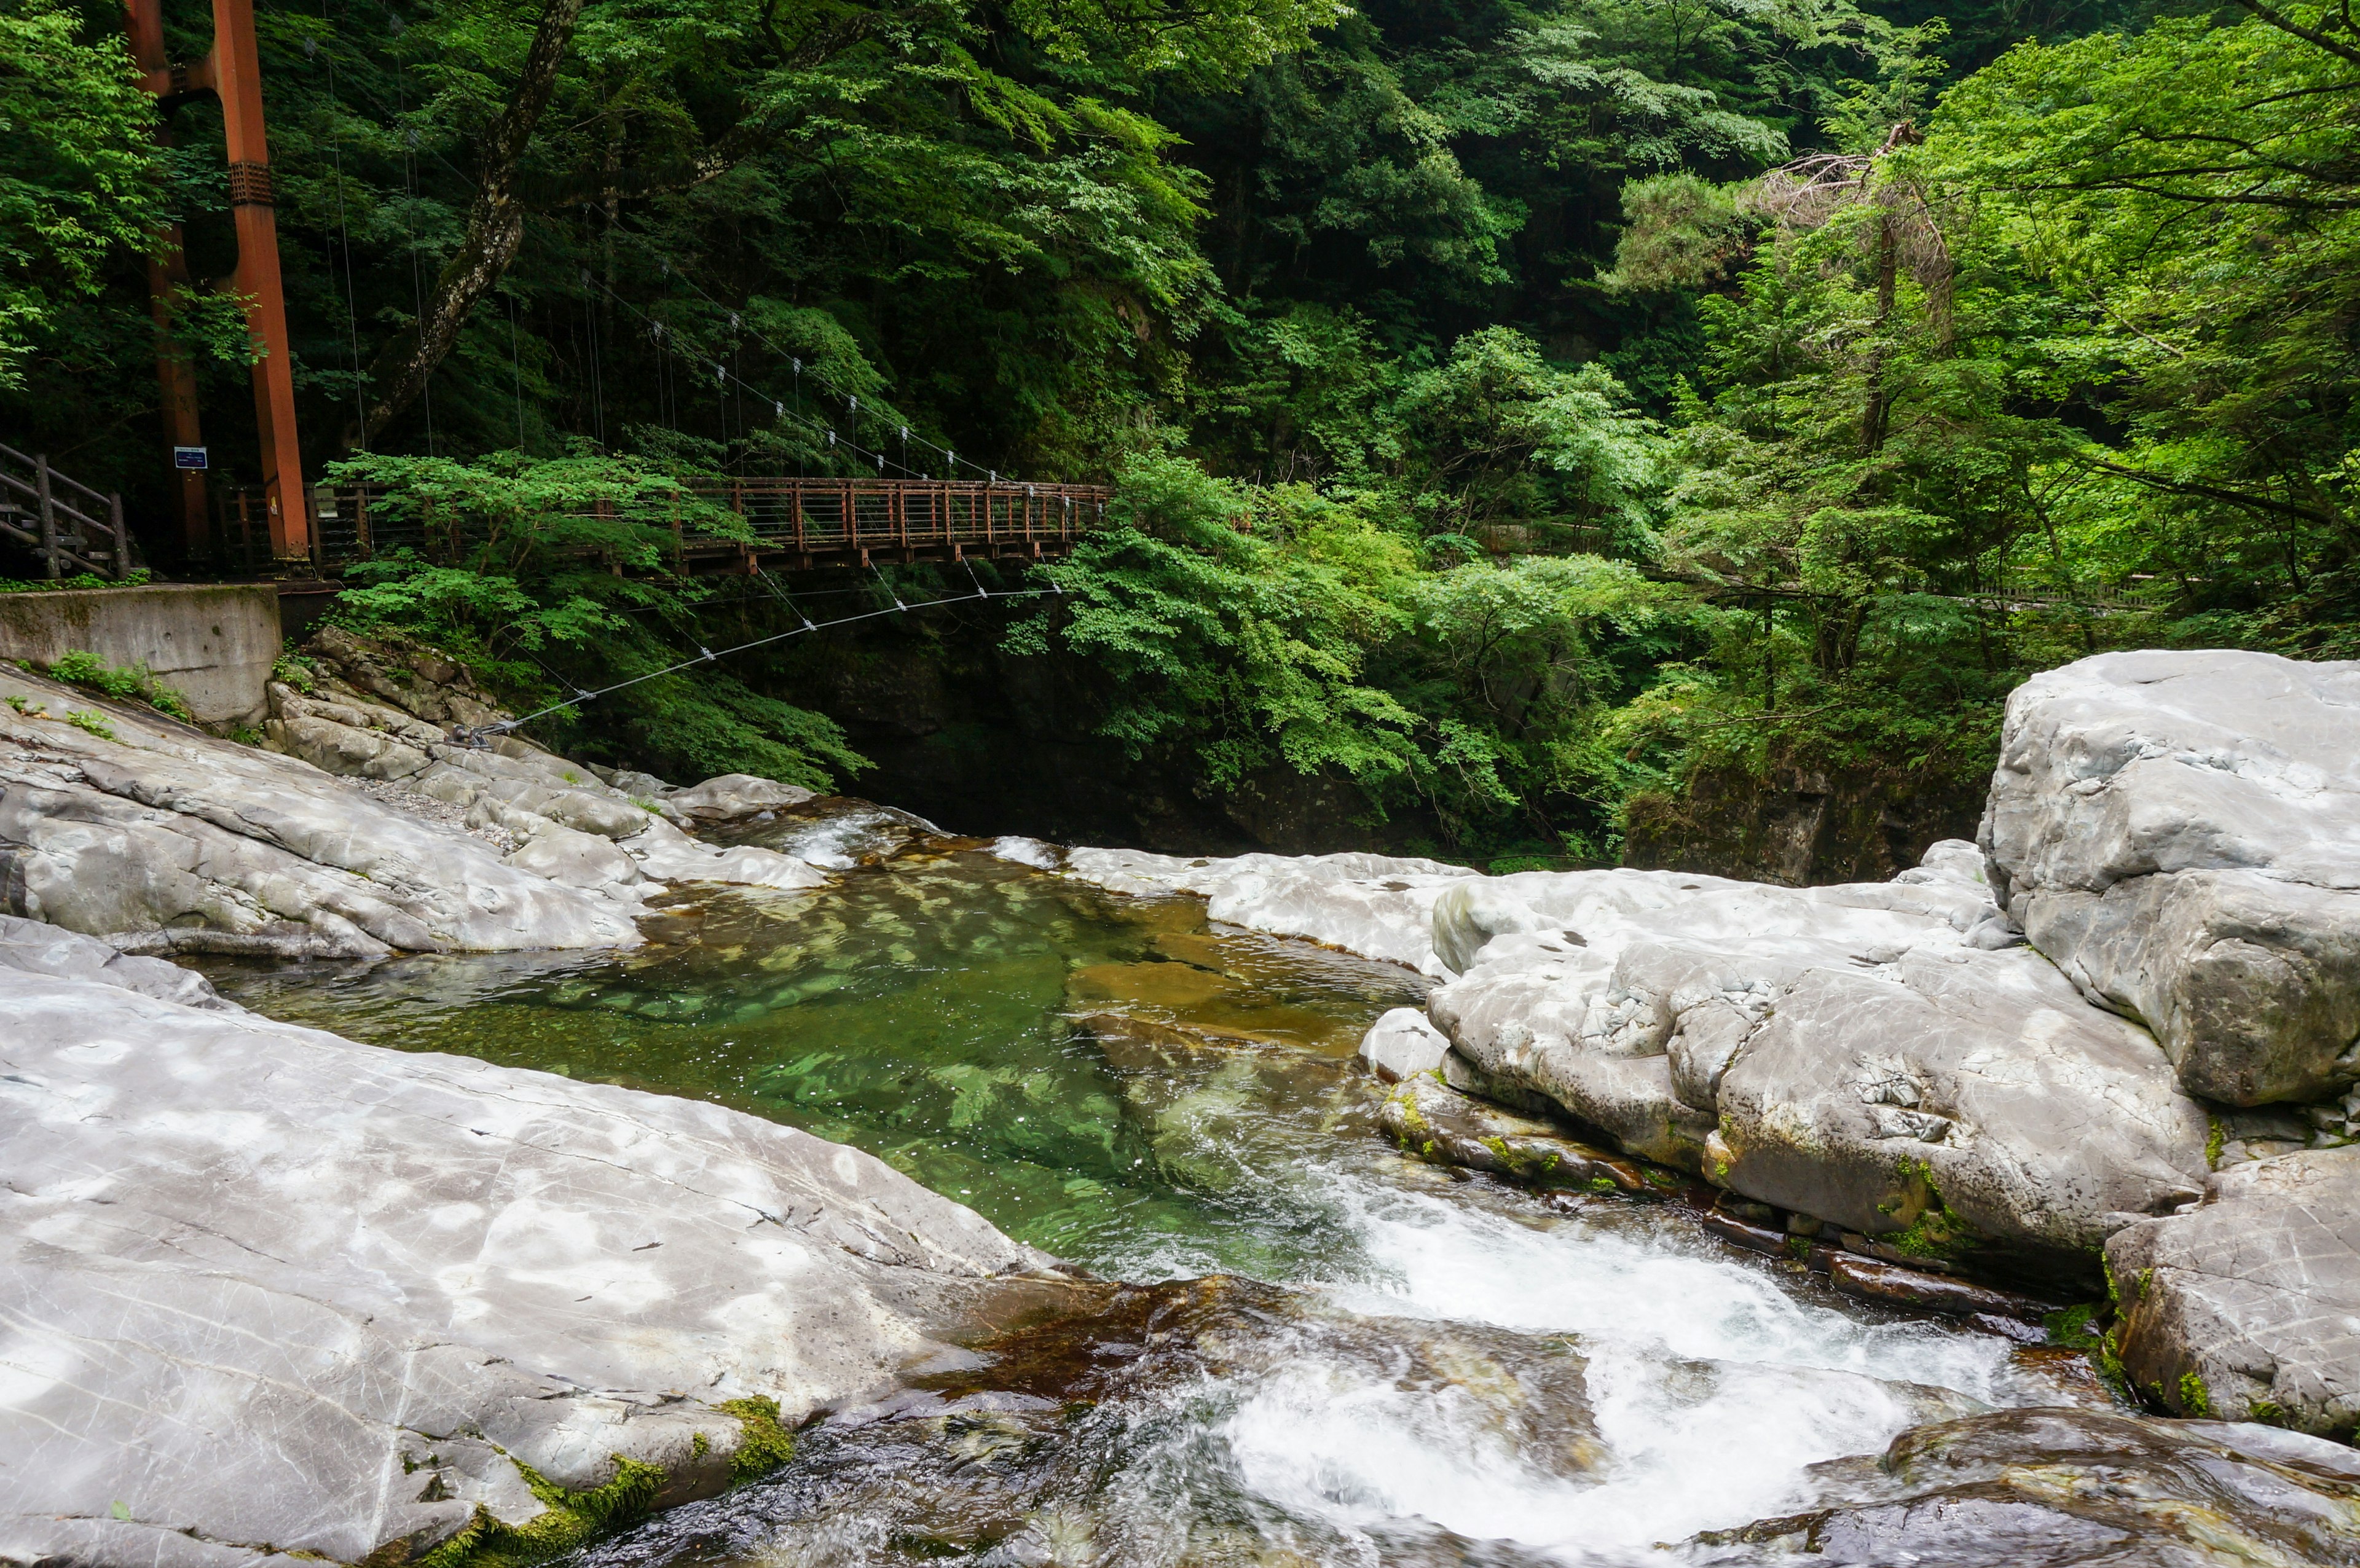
[3, 640, 2358, 1564]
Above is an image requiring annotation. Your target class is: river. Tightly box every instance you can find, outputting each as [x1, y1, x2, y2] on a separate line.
[197, 809, 2111, 1566]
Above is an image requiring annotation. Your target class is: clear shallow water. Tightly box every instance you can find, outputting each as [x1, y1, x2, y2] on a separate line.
[199, 821, 2110, 1566]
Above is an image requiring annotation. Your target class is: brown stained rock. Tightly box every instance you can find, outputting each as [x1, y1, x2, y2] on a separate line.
[1378, 1074, 1653, 1194]
[1065, 959, 1361, 1052]
[1702, 1211, 1792, 1257]
[1148, 930, 1230, 971]
[1077, 1010, 1292, 1071]
[1827, 1254, 2061, 1324]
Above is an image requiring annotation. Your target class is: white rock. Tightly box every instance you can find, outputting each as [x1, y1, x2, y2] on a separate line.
[1982, 650, 2360, 1105]
[666, 772, 818, 823]
[621, 813, 828, 890]
[1424, 853, 2208, 1274]
[0, 666, 642, 955]
[989, 835, 1063, 870]
[1062, 849, 1482, 973]
[0, 920, 1066, 1566]
[1358, 1006, 1451, 1083]
[506, 823, 650, 892]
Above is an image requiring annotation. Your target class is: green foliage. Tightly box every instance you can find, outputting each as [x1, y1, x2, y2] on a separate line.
[1020, 442, 1689, 847]
[323, 452, 865, 790]
[64, 708, 114, 740]
[0, 569, 152, 593]
[0, 0, 162, 389]
[46, 649, 193, 723]
[270, 649, 318, 694]
[4, 0, 2350, 865]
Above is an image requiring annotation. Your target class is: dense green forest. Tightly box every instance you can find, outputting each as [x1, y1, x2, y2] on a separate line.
[2, 0, 2354, 867]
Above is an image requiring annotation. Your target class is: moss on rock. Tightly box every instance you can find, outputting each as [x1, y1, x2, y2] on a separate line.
[415, 1454, 664, 1568]
[718, 1395, 796, 1482]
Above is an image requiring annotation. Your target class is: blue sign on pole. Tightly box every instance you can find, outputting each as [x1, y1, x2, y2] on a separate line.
[173, 446, 208, 470]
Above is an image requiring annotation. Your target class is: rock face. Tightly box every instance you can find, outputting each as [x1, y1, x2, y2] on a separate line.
[1982, 649, 2360, 1106]
[0, 917, 1068, 1568]
[2106, 1146, 2360, 1438]
[1420, 846, 2207, 1284]
[0, 662, 643, 955]
[0, 631, 827, 957]
[1623, 750, 1984, 889]
[1709, 1406, 2360, 1565]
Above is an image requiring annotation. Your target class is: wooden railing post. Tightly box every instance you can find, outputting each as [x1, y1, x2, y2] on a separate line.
[34, 455, 58, 579]
[109, 492, 130, 580]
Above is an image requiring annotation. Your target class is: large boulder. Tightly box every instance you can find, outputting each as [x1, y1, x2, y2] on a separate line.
[0, 918, 1073, 1568]
[269, 672, 827, 893]
[1062, 849, 1481, 974]
[1414, 846, 2206, 1282]
[2106, 1146, 2360, 1438]
[1981, 649, 2360, 1105]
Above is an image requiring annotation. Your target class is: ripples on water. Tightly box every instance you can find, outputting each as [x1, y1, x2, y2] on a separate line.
[199, 813, 2113, 1565]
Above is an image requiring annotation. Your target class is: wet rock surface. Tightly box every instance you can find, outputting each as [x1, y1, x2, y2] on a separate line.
[0, 920, 1074, 1568]
[1981, 649, 2360, 1107]
[1378, 1073, 1656, 1196]
[1701, 1407, 2360, 1565]
[1062, 847, 1482, 974]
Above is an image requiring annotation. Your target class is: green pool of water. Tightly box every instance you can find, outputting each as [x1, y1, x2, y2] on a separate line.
[198, 845, 1428, 1277]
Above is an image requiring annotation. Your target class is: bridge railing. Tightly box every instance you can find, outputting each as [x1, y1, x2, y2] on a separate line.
[217, 476, 1114, 574]
[1, 443, 133, 581]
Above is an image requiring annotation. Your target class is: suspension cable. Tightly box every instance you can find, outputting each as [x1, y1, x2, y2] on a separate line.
[452, 579, 1062, 743]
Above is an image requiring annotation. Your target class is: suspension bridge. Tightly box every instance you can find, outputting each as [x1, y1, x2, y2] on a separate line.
[212, 475, 1112, 577]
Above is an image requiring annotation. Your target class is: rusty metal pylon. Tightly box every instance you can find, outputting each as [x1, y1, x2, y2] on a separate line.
[123, 0, 310, 571]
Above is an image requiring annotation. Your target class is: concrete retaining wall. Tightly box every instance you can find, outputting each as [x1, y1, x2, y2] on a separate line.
[0, 584, 279, 726]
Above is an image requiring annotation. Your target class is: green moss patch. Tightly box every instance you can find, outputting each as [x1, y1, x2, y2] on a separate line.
[718, 1396, 796, 1482]
[415, 1454, 664, 1568]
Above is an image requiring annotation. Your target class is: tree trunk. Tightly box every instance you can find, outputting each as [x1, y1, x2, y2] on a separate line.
[348, 0, 588, 449]
[1860, 210, 1899, 453]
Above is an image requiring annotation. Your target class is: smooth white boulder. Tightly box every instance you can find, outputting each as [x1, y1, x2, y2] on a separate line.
[1982, 649, 2360, 1104]
[664, 772, 817, 822]
[0, 918, 1064, 1566]
[1427, 850, 2207, 1277]
[1358, 1006, 1451, 1082]
[2108, 1146, 2360, 1437]
[1063, 849, 1481, 973]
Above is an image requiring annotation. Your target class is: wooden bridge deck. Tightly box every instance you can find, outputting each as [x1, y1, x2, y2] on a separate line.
[219, 476, 1111, 574]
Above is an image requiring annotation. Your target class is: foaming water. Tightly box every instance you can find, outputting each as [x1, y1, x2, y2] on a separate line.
[1160, 1164, 2035, 1558]
[1320, 1170, 2025, 1400]
[199, 839, 2111, 1568]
